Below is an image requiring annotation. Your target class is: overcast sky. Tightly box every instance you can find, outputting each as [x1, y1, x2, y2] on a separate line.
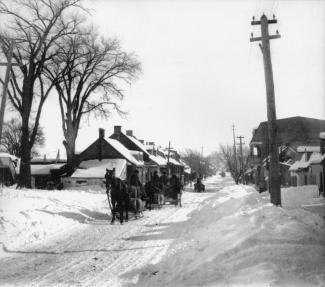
[37, 0, 325, 157]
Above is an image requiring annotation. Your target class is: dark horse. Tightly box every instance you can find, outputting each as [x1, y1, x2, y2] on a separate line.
[105, 168, 129, 224]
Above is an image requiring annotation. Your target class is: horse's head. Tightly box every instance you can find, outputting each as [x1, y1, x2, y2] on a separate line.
[105, 168, 116, 186]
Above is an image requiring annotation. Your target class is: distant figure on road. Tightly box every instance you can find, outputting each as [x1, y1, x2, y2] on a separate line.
[194, 177, 205, 192]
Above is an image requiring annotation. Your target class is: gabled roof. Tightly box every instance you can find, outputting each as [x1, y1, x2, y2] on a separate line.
[125, 135, 150, 157]
[106, 138, 143, 166]
[149, 154, 167, 166]
[251, 116, 325, 147]
[168, 157, 182, 166]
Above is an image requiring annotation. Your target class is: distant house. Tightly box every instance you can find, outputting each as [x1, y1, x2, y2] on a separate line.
[62, 128, 143, 189]
[248, 116, 325, 191]
[163, 148, 184, 178]
[145, 142, 168, 180]
[30, 158, 66, 189]
[109, 126, 154, 183]
[290, 132, 325, 196]
[289, 146, 320, 186]
[0, 152, 19, 186]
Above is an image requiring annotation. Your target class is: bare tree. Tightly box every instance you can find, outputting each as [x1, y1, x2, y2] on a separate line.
[0, 0, 83, 187]
[182, 148, 216, 177]
[219, 144, 249, 184]
[45, 27, 141, 174]
[0, 118, 45, 157]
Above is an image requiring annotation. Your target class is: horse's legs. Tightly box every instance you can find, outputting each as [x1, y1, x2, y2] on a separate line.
[124, 196, 129, 222]
[111, 197, 116, 224]
[137, 199, 143, 217]
[118, 199, 124, 224]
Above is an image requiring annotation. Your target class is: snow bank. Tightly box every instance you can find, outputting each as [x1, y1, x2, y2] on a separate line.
[0, 187, 108, 252]
[131, 185, 325, 286]
[281, 185, 321, 207]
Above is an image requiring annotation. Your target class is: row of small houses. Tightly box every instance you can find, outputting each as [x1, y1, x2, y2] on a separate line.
[246, 116, 325, 196]
[0, 126, 192, 189]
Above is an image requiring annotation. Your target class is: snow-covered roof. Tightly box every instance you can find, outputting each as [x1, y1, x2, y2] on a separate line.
[168, 157, 182, 166]
[289, 153, 309, 171]
[130, 150, 145, 164]
[320, 132, 325, 139]
[296, 146, 320, 153]
[72, 159, 127, 180]
[309, 153, 325, 164]
[184, 166, 191, 174]
[31, 163, 65, 175]
[149, 154, 167, 166]
[106, 138, 143, 166]
[126, 135, 150, 157]
[0, 152, 19, 161]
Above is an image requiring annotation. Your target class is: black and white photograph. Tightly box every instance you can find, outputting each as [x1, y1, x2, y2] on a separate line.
[0, 0, 324, 286]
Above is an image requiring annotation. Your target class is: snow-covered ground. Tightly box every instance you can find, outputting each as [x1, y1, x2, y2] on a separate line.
[0, 175, 324, 286]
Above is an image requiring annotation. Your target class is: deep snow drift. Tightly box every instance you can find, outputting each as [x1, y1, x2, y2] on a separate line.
[0, 176, 324, 286]
[131, 183, 325, 287]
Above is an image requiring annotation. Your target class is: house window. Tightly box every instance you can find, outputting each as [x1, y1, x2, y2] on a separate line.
[76, 180, 87, 185]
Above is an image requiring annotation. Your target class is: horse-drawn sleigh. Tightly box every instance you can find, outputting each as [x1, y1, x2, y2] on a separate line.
[105, 168, 182, 224]
[105, 168, 146, 224]
[194, 178, 205, 192]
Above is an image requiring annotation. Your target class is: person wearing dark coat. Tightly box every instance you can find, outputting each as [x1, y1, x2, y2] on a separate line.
[129, 170, 143, 218]
[170, 174, 182, 207]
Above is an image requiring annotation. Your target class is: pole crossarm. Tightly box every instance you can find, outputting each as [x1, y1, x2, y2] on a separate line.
[251, 19, 277, 25]
[250, 34, 281, 42]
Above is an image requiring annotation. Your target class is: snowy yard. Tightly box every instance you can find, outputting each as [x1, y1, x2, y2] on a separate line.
[0, 175, 324, 286]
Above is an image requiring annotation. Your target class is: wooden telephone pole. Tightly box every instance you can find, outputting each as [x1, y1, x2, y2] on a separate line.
[232, 124, 238, 183]
[0, 40, 17, 142]
[237, 135, 245, 183]
[250, 14, 281, 206]
[167, 141, 171, 177]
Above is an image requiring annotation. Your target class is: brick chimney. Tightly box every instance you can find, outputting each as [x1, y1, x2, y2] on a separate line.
[99, 128, 105, 138]
[114, 126, 122, 140]
[126, 130, 133, 137]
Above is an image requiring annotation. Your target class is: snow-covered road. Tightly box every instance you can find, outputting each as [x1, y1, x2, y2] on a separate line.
[1, 175, 324, 287]
[0, 176, 232, 286]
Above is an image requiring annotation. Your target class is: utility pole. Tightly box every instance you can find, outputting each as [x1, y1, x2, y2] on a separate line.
[167, 141, 171, 177]
[0, 40, 17, 142]
[237, 136, 245, 184]
[232, 124, 238, 184]
[200, 145, 203, 177]
[250, 14, 281, 206]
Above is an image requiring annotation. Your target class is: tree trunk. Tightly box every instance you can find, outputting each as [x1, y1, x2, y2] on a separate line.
[18, 79, 33, 188]
[63, 134, 76, 176]
[19, 128, 32, 188]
